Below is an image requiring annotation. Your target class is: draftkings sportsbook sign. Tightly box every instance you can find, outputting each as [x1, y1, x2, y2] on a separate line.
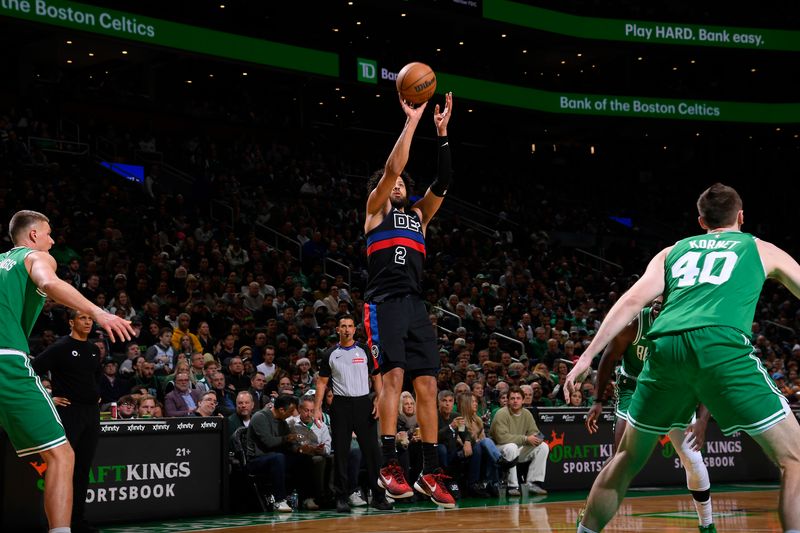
[1, 418, 226, 528]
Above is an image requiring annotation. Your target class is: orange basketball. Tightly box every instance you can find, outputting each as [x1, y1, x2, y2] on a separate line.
[396, 62, 437, 105]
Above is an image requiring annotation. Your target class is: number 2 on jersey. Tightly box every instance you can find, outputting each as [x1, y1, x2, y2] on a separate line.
[394, 246, 407, 265]
[671, 250, 738, 287]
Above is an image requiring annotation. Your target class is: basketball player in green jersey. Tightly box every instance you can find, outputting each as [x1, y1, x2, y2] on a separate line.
[0, 210, 134, 533]
[586, 298, 716, 532]
[566, 184, 800, 533]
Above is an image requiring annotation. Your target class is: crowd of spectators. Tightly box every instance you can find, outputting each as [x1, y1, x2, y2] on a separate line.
[4, 101, 800, 511]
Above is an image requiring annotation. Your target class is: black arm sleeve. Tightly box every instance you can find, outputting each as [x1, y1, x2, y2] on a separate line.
[430, 135, 452, 197]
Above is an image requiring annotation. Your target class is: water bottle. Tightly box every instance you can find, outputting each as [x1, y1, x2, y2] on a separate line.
[287, 489, 298, 510]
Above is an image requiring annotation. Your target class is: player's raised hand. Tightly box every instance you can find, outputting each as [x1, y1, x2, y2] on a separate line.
[433, 91, 453, 135]
[399, 95, 427, 122]
[93, 311, 135, 344]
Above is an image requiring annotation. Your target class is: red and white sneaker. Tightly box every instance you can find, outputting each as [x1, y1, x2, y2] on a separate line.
[414, 470, 456, 508]
[378, 459, 414, 498]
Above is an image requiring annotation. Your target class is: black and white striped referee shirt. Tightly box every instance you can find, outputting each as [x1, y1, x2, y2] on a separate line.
[318, 343, 379, 397]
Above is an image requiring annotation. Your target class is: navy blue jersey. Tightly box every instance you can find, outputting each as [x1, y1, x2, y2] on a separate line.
[365, 208, 426, 302]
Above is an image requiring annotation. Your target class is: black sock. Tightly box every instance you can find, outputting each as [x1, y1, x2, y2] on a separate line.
[381, 435, 397, 463]
[421, 442, 439, 474]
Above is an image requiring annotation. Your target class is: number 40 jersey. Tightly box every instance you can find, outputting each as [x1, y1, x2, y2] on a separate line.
[365, 208, 426, 303]
[649, 231, 765, 338]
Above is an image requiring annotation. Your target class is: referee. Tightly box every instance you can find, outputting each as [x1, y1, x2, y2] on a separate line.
[314, 314, 391, 513]
[33, 309, 102, 533]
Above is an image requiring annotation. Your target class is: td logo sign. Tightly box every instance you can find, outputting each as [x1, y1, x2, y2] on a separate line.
[357, 58, 377, 84]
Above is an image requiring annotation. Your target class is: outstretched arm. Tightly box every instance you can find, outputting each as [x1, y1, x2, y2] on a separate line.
[758, 239, 800, 299]
[585, 321, 636, 434]
[26, 251, 134, 343]
[413, 92, 453, 227]
[565, 247, 669, 400]
[365, 97, 427, 219]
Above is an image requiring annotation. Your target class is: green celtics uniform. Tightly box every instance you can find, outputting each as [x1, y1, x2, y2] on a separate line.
[614, 307, 653, 421]
[628, 231, 788, 436]
[0, 247, 67, 456]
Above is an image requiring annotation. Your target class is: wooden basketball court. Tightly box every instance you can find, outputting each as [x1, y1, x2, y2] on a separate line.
[103, 485, 782, 532]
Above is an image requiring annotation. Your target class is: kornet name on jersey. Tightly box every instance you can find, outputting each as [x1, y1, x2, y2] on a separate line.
[650, 231, 765, 337]
[365, 209, 426, 302]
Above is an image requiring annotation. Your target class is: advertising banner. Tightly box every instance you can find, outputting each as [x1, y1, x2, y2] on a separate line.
[0, 0, 338, 76]
[484, 0, 800, 52]
[0, 418, 226, 529]
[537, 408, 781, 491]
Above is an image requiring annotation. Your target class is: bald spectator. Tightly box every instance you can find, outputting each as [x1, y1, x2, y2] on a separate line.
[171, 313, 203, 353]
[164, 372, 203, 417]
[226, 356, 251, 392]
[242, 282, 265, 312]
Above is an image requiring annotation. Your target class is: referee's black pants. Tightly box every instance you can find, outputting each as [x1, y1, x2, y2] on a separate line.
[330, 395, 384, 500]
[57, 403, 100, 524]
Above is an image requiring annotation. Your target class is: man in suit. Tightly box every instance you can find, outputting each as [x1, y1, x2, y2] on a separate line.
[164, 371, 203, 416]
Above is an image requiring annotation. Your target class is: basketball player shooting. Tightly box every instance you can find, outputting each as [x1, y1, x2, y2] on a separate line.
[364, 91, 456, 508]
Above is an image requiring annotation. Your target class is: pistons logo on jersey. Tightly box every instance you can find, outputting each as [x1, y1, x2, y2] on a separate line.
[393, 212, 422, 234]
[371, 344, 380, 359]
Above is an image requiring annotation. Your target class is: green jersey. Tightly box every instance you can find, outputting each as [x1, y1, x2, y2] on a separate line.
[0, 247, 46, 353]
[649, 231, 764, 338]
[621, 307, 653, 378]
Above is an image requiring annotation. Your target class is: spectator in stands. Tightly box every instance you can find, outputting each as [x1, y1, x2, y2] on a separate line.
[436, 390, 484, 497]
[195, 321, 215, 354]
[171, 313, 203, 353]
[146, 327, 175, 375]
[296, 357, 314, 390]
[209, 371, 236, 416]
[228, 391, 255, 439]
[118, 344, 142, 377]
[164, 372, 203, 417]
[131, 361, 161, 400]
[109, 290, 136, 321]
[225, 238, 249, 269]
[241, 281, 264, 313]
[193, 391, 220, 417]
[226, 356, 251, 392]
[137, 394, 157, 418]
[98, 358, 128, 409]
[489, 386, 548, 496]
[322, 285, 341, 316]
[529, 380, 552, 408]
[32, 298, 70, 337]
[196, 360, 220, 392]
[246, 394, 306, 513]
[163, 360, 198, 395]
[189, 352, 206, 381]
[248, 372, 268, 408]
[256, 345, 278, 381]
[568, 388, 586, 407]
[117, 395, 137, 419]
[457, 392, 501, 496]
[175, 335, 194, 363]
[287, 396, 332, 510]
[396, 391, 422, 485]
[216, 334, 237, 363]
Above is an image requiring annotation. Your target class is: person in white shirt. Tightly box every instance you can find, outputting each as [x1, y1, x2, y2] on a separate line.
[287, 396, 332, 510]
